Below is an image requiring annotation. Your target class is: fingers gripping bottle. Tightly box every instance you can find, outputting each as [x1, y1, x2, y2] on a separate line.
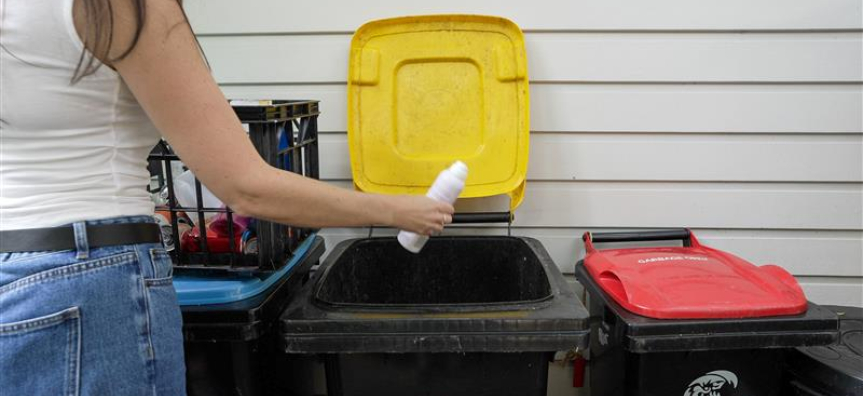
[397, 161, 468, 253]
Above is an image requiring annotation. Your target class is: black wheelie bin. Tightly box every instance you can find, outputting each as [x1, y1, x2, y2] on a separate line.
[576, 229, 839, 396]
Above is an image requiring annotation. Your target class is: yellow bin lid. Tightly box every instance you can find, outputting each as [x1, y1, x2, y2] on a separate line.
[347, 15, 530, 211]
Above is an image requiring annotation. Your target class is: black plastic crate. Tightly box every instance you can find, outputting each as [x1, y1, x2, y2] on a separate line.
[147, 100, 319, 273]
[280, 236, 590, 396]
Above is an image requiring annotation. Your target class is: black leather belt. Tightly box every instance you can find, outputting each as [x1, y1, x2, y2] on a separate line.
[0, 223, 162, 253]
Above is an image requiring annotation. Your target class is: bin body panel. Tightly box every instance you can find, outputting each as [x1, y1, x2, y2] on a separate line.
[585, 289, 784, 396]
[184, 339, 266, 396]
[325, 352, 550, 396]
[624, 349, 784, 396]
[785, 381, 832, 396]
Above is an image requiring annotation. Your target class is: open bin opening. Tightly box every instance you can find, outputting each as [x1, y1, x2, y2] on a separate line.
[315, 237, 552, 307]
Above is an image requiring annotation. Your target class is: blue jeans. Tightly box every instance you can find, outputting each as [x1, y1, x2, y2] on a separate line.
[0, 216, 186, 395]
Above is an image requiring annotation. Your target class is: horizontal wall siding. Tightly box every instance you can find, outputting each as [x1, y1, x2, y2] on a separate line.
[186, 0, 863, 33]
[187, 0, 863, 306]
[223, 84, 863, 133]
[201, 33, 863, 83]
[305, 133, 863, 182]
[317, 180, 862, 230]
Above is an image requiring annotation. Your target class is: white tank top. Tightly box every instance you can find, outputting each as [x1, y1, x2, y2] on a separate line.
[0, 0, 161, 230]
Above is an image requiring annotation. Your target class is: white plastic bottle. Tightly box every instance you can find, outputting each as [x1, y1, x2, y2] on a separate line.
[397, 161, 469, 253]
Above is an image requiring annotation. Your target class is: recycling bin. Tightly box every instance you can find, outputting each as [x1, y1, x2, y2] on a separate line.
[278, 14, 591, 396]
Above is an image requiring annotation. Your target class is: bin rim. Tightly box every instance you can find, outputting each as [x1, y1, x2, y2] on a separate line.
[279, 236, 591, 354]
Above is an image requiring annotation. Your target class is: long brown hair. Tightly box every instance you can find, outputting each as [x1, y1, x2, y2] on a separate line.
[72, 0, 203, 83]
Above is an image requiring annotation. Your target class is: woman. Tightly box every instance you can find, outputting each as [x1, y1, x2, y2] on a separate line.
[0, 0, 454, 394]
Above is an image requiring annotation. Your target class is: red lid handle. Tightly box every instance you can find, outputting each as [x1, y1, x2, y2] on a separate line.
[584, 229, 698, 254]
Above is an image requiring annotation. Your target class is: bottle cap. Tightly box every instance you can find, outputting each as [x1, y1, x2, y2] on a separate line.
[448, 161, 469, 181]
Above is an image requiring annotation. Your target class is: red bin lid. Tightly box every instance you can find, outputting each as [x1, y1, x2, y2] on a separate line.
[583, 230, 808, 319]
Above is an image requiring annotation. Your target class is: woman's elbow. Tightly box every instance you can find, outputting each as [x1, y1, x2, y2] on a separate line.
[220, 178, 263, 219]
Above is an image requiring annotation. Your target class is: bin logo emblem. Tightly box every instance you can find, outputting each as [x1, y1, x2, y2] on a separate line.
[683, 370, 738, 396]
[597, 325, 609, 346]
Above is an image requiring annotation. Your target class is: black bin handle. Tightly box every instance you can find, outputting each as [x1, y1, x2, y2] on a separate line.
[451, 212, 513, 224]
[365, 212, 513, 239]
[584, 228, 696, 253]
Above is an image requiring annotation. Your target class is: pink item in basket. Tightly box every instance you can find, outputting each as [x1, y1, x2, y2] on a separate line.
[208, 209, 252, 237]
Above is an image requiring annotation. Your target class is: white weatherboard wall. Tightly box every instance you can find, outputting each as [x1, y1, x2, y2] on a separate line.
[186, 0, 863, 306]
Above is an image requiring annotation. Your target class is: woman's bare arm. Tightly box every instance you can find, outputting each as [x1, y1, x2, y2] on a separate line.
[74, 0, 453, 235]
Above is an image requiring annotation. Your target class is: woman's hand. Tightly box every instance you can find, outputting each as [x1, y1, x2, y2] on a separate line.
[385, 196, 454, 235]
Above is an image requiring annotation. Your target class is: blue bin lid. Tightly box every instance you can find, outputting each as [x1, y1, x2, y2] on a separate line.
[174, 233, 317, 306]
